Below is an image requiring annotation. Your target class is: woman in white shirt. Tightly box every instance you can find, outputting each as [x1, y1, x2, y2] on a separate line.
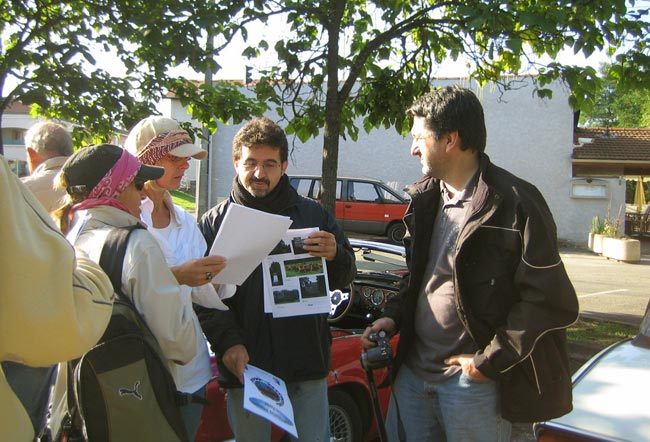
[125, 116, 231, 440]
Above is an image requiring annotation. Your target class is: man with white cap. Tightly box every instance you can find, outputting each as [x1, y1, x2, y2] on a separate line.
[125, 116, 230, 440]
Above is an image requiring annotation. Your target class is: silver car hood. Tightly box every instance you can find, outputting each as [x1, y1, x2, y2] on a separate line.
[546, 338, 650, 441]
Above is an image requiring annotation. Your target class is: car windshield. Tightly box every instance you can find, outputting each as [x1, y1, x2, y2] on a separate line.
[352, 242, 407, 274]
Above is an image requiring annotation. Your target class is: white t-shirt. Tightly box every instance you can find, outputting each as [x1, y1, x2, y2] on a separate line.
[140, 195, 213, 394]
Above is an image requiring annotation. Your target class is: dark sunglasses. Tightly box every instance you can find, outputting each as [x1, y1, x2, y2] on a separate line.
[133, 178, 147, 191]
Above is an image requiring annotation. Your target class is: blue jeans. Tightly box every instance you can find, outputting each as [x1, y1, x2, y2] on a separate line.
[180, 385, 206, 441]
[227, 377, 330, 442]
[386, 364, 512, 442]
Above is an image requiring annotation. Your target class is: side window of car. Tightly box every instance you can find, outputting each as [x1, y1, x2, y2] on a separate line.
[351, 182, 381, 202]
[377, 185, 405, 204]
[315, 180, 341, 201]
[290, 178, 313, 198]
[313, 180, 322, 199]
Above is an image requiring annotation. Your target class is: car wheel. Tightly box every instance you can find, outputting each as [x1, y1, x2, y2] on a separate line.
[386, 223, 406, 244]
[329, 389, 363, 442]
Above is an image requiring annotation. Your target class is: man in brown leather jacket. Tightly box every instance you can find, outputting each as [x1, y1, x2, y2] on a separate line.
[362, 86, 579, 442]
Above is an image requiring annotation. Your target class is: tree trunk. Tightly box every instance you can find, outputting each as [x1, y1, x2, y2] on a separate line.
[321, 114, 341, 216]
[320, 0, 344, 216]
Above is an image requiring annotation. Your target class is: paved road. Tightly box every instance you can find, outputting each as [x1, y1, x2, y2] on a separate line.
[560, 239, 650, 327]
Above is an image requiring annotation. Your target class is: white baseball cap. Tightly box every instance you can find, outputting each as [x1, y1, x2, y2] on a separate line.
[125, 116, 207, 161]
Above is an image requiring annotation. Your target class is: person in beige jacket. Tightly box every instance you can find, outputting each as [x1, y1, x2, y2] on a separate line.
[0, 154, 114, 441]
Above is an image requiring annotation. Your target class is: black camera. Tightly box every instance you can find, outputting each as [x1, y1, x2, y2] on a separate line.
[361, 330, 393, 370]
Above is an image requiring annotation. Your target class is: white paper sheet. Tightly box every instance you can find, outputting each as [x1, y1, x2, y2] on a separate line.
[243, 364, 297, 438]
[209, 203, 292, 285]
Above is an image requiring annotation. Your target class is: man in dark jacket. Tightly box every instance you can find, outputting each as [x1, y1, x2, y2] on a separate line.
[362, 86, 579, 441]
[196, 117, 356, 441]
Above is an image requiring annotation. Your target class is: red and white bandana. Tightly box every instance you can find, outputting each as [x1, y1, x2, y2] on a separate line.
[136, 129, 193, 165]
[70, 149, 140, 217]
[89, 149, 141, 199]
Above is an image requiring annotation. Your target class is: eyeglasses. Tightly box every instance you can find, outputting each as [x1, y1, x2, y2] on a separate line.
[411, 133, 434, 142]
[241, 161, 282, 172]
[133, 178, 146, 191]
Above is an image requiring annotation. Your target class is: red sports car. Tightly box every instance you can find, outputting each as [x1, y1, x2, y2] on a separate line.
[195, 239, 406, 442]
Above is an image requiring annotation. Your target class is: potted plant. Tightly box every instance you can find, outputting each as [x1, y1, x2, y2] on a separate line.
[600, 217, 641, 262]
[590, 215, 606, 253]
[602, 235, 641, 262]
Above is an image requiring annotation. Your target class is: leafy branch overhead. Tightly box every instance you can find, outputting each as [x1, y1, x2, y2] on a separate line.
[220, 0, 649, 213]
[0, 0, 257, 149]
[2, 0, 649, 216]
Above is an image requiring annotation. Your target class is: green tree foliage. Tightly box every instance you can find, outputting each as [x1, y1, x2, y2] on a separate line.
[0, 0, 258, 153]
[582, 64, 650, 127]
[4, 1, 650, 216]
[208, 0, 650, 213]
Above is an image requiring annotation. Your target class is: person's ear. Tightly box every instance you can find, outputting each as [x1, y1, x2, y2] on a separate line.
[281, 160, 289, 174]
[26, 147, 41, 173]
[445, 131, 461, 153]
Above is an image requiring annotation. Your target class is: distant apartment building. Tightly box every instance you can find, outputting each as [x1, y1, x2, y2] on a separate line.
[2, 101, 36, 177]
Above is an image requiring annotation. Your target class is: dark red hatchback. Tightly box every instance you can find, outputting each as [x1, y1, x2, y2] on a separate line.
[289, 175, 409, 244]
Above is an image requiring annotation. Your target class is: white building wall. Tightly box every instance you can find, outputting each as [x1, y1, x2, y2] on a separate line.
[163, 77, 626, 245]
[1, 113, 44, 162]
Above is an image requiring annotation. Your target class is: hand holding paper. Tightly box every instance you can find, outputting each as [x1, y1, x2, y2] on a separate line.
[301, 230, 337, 261]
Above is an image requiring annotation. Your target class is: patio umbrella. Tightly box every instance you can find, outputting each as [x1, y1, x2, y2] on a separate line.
[634, 177, 647, 213]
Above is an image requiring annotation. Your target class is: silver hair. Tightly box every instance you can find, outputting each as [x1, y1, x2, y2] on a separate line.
[24, 121, 74, 157]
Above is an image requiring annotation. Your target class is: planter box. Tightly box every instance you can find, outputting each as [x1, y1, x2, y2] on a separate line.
[592, 234, 605, 254]
[602, 237, 641, 262]
[588, 232, 595, 250]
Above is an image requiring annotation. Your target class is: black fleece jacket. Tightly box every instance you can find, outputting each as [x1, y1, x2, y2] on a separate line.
[195, 186, 356, 388]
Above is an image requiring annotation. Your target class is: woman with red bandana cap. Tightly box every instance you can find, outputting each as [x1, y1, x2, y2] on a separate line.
[49, 144, 200, 439]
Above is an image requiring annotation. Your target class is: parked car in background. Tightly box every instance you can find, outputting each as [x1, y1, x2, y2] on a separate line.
[288, 175, 409, 244]
[196, 239, 407, 442]
[534, 301, 650, 442]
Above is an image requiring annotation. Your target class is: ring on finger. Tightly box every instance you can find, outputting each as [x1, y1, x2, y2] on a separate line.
[205, 271, 212, 281]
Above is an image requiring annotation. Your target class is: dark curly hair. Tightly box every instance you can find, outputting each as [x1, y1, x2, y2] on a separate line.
[232, 117, 288, 162]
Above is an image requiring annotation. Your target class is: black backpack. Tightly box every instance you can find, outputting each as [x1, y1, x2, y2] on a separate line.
[55, 225, 199, 442]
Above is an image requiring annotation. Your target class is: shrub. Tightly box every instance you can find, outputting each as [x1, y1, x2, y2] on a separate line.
[591, 215, 606, 234]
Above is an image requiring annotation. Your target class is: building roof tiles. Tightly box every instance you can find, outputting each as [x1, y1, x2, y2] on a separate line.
[573, 127, 650, 161]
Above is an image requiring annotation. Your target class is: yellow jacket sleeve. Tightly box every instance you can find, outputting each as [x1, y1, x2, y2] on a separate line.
[0, 155, 113, 441]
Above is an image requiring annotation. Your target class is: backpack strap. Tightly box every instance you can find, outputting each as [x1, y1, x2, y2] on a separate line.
[98, 224, 145, 305]
[98, 224, 163, 343]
